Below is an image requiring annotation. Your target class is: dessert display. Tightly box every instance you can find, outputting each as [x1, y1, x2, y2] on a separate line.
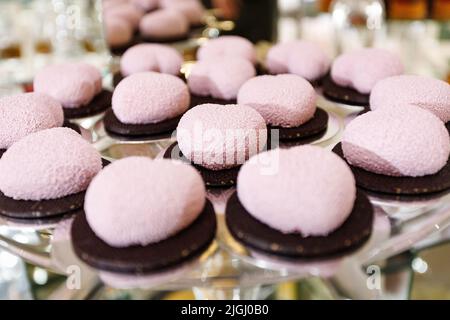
[237, 74, 329, 142]
[323, 48, 404, 106]
[33, 62, 112, 119]
[139, 9, 189, 43]
[197, 36, 257, 65]
[226, 146, 373, 257]
[164, 103, 268, 187]
[71, 157, 216, 273]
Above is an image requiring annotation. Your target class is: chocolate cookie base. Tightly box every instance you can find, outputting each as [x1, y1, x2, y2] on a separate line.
[225, 191, 373, 258]
[63, 90, 113, 119]
[446, 121, 450, 135]
[135, 33, 189, 45]
[190, 94, 236, 107]
[71, 200, 216, 273]
[332, 143, 450, 195]
[322, 74, 369, 106]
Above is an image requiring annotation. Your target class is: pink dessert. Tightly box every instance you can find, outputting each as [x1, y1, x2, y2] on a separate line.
[343, 105, 450, 177]
[130, 0, 159, 12]
[34, 62, 102, 108]
[266, 40, 331, 82]
[177, 104, 267, 170]
[139, 9, 189, 40]
[237, 146, 356, 236]
[0, 128, 102, 201]
[370, 75, 450, 122]
[237, 74, 317, 127]
[197, 36, 257, 64]
[331, 48, 404, 94]
[160, 0, 205, 26]
[104, 2, 144, 29]
[104, 18, 133, 47]
[112, 72, 190, 124]
[120, 43, 183, 77]
[0, 93, 64, 149]
[188, 57, 256, 100]
[84, 157, 206, 247]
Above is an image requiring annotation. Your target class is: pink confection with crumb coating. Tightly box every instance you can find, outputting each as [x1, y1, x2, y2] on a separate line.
[266, 40, 331, 82]
[197, 36, 257, 64]
[177, 104, 267, 170]
[0, 128, 102, 200]
[84, 157, 206, 247]
[104, 18, 133, 47]
[112, 72, 190, 124]
[188, 57, 256, 100]
[237, 74, 316, 127]
[331, 48, 404, 94]
[130, 0, 159, 11]
[237, 146, 356, 236]
[104, 2, 144, 29]
[160, 0, 204, 25]
[370, 75, 450, 122]
[139, 9, 189, 39]
[342, 105, 450, 177]
[120, 43, 183, 76]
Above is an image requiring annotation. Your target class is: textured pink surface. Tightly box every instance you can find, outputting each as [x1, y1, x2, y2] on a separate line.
[130, 0, 159, 11]
[160, 0, 204, 25]
[237, 146, 356, 236]
[104, 2, 144, 29]
[370, 75, 450, 122]
[0, 128, 102, 200]
[84, 157, 206, 247]
[0, 93, 64, 149]
[112, 72, 190, 124]
[34, 62, 102, 108]
[188, 57, 256, 100]
[343, 105, 450, 177]
[104, 18, 133, 47]
[266, 40, 331, 81]
[139, 9, 189, 39]
[120, 43, 183, 76]
[177, 104, 267, 170]
[331, 48, 404, 94]
[237, 74, 317, 127]
[197, 36, 257, 64]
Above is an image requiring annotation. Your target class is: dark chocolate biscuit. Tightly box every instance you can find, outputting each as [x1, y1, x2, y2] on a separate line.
[0, 149, 5, 158]
[446, 121, 450, 135]
[225, 191, 373, 258]
[134, 32, 189, 44]
[332, 143, 450, 195]
[190, 94, 236, 107]
[322, 74, 369, 106]
[63, 121, 81, 134]
[71, 200, 216, 273]
[63, 90, 113, 119]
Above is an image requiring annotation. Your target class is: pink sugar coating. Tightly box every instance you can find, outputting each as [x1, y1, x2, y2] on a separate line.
[188, 57, 256, 100]
[120, 43, 183, 76]
[197, 36, 257, 64]
[104, 2, 144, 29]
[139, 9, 189, 39]
[177, 104, 267, 170]
[370, 75, 450, 122]
[104, 18, 133, 47]
[0, 127, 102, 201]
[160, 0, 204, 25]
[84, 157, 206, 247]
[343, 105, 450, 177]
[130, 0, 159, 11]
[112, 72, 190, 124]
[331, 48, 404, 94]
[34, 62, 102, 108]
[266, 40, 331, 81]
[237, 145, 356, 236]
[237, 74, 317, 127]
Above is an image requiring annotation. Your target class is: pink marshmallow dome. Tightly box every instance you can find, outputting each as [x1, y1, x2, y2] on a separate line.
[139, 9, 189, 40]
[104, 17, 133, 47]
[370, 75, 450, 122]
[177, 104, 267, 170]
[343, 105, 450, 177]
[84, 157, 206, 247]
[120, 43, 183, 77]
[0, 127, 102, 201]
[112, 72, 190, 124]
[33, 62, 102, 108]
[130, 0, 159, 12]
[188, 57, 256, 100]
[237, 145, 356, 236]
[237, 74, 317, 127]
[104, 2, 144, 29]
[160, 0, 205, 26]
[331, 48, 404, 94]
[0, 93, 64, 149]
[197, 36, 257, 64]
[266, 40, 331, 82]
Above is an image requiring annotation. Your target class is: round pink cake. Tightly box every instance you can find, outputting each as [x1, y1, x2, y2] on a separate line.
[370, 75, 450, 122]
[331, 48, 404, 94]
[237, 146, 356, 236]
[188, 57, 256, 100]
[104, 18, 133, 47]
[160, 0, 204, 25]
[237, 74, 317, 127]
[130, 0, 159, 11]
[177, 104, 267, 170]
[120, 43, 183, 77]
[343, 105, 450, 177]
[197, 36, 257, 64]
[104, 2, 144, 29]
[0, 127, 102, 201]
[84, 157, 206, 247]
[139, 9, 189, 40]
[112, 72, 190, 124]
